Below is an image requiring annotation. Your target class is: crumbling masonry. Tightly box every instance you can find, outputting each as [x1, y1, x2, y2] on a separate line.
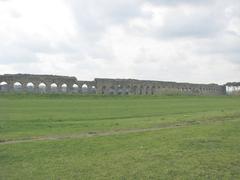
[0, 74, 227, 95]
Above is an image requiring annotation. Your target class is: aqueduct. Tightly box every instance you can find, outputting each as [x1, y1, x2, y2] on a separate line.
[0, 74, 228, 95]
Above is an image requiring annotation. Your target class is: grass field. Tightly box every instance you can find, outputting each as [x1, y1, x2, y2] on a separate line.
[0, 94, 240, 179]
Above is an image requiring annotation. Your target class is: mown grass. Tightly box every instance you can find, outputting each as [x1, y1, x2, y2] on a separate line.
[0, 94, 240, 179]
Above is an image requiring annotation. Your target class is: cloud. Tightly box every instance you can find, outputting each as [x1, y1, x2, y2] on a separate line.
[0, 0, 240, 84]
[127, 2, 227, 39]
[145, 0, 214, 6]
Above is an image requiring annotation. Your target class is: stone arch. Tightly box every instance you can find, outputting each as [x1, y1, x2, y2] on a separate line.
[61, 84, 67, 93]
[199, 87, 202, 92]
[117, 84, 123, 95]
[91, 85, 96, 94]
[139, 86, 144, 95]
[151, 86, 156, 95]
[146, 86, 150, 95]
[132, 85, 138, 95]
[0, 81, 8, 92]
[38, 82, 47, 93]
[72, 84, 79, 93]
[13, 82, 23, 92]
[109, 86, 115, 95]
[125, 85, 130, 95]
[102, 86, 106, 95]
[26, 82, 35, 92]
[50, 83, 58, 93]
[82, 84, 88, 93]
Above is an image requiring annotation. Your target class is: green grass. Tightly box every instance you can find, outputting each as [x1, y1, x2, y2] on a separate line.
[0, 94, 240, 179]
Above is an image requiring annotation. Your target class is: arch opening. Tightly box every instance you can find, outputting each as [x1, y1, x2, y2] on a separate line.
[26, 82, 35, 92]
[102, 86, 106, 95]
[151, 86, 156, 95]
[140, 86, 143, 95]
[117, 85, 123, 95]
[82, 84, 88, 93]
[72, 84, 79, 93]
[39, 83, 46, 93]
[50, 83, 58, 93]
[109, 86, 115, 95]
[0, 81, 8, 92]
[133, 86, 137, 95]
[146, 86, 150, 95]
[125, 85, 130, 95]
[91, 86, 96, 94]
[13, 82, 23, 92]
[61, 84, 67, 93]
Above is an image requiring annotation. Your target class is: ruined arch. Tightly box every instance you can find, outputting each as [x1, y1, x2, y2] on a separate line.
[38, 83, 47, 93]
[72, 84, 79, 93]
[139, 86, 144, 95]
[117, 84, 123, 95]
[0, 81, 8, 92]
[91, 86, 96, 94]
[61, 84, 67, 93]
[146, 86, 150, 95]
[125, 85, 130, 95]
[109, 86, 115, 95]
[82, 84, 88, 93]
[50, 83, 58, 93]
[13, 82, 23, 92]
[132, 85, 138, 95]
[151, 86, 156, 95]
[26, 82, 35, 92]
[102, 86, 106, 95]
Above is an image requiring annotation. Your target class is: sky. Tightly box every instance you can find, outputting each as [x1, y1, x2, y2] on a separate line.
[0, 0, 240, 84]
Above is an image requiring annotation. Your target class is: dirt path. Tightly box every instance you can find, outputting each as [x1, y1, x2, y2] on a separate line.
[0, 118, 239, 145]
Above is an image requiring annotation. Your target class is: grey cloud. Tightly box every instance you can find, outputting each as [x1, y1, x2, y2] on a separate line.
[0, 47, 37, 64]
[145, 0, 214, 6]
[69, 0, 142, 23]
[1, 0, 240, 83]
[126, 1, 240, 41]
[10, 10, 21, 18]
[194, 33, 240, 64]
[157, 13, 223, 38]
[67, 0, 144, 41]
[127, 2, 229, 39]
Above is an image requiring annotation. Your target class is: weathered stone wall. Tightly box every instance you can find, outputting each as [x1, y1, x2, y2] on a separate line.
[0, 74, 226, 95]
[0, 74, 96, 93]
[95, 78, 226, 95]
